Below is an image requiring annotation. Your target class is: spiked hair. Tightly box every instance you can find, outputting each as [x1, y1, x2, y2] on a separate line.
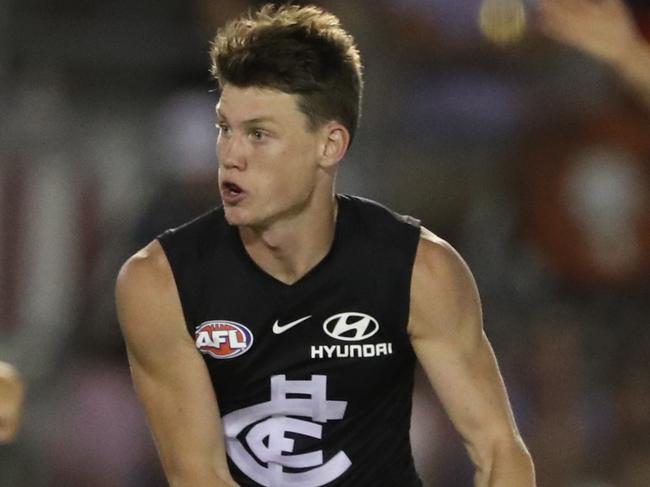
[210, 4, 363, 144]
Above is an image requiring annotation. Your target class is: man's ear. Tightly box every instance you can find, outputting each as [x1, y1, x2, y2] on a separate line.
[319, 122, 350, 168]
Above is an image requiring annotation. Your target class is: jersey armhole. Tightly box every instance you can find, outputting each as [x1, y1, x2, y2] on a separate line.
[156, 234, 195, 340]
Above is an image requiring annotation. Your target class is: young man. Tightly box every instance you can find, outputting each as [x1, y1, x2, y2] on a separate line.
[116, 5, 535, 486]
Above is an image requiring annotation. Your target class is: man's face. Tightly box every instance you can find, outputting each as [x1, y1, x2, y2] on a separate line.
[216, 84, 325, 228]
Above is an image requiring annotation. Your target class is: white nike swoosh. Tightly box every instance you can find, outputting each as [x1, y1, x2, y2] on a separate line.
[272, 315, 312, 334]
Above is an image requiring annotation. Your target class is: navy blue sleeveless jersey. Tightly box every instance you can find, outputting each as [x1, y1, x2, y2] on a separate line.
[158, 194, 423, 487]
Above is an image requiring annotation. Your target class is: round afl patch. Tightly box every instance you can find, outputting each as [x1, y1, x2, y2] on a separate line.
[195, 320, 254, 359]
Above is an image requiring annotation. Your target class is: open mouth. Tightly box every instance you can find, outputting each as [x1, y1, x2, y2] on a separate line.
[221, 181, 246, 203]
[223, 181, 243, 196]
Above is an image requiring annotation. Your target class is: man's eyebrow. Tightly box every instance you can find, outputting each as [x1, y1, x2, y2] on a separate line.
[216, 112, 278, 126]
[242, 117, 277, 126]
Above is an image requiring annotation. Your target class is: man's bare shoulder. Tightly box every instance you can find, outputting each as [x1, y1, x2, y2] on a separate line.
[413, 227, 472, 289]
[116, 240, 174, 297]
[409, 227, 481, 337]
[115, 240, 187, 343]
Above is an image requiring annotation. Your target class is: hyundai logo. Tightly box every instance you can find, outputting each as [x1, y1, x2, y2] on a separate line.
[323, 313, 379, 342]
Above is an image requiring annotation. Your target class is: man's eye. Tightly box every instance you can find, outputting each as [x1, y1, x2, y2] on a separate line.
[251, 129, 266, 140]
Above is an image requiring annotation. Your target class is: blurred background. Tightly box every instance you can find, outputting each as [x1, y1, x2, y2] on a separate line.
[1, 0, 649, 485]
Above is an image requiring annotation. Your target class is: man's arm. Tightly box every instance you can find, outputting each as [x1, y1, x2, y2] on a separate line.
[0, 361, 25, 444]
[539, 0, 650, 109]
[116, 241, 238, 487]
[408, 228, 535, 487]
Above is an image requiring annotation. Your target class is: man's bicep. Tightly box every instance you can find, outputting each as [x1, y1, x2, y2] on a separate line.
[414, 330, 518, 453]
[408, 232, 521, 459]
[116, 242, 233, 484]
[124, 334, 228, 480]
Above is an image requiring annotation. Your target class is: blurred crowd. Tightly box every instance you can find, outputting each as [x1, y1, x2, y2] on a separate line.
[1, 0, 649, 486]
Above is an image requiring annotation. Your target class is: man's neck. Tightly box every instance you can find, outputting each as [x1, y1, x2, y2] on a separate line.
[238, 195, 338, 285]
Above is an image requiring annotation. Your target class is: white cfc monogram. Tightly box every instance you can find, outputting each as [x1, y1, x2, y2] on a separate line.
[222, 375, 351, 487]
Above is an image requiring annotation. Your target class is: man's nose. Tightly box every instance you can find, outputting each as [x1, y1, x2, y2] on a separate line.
[218, 134, 247, 170]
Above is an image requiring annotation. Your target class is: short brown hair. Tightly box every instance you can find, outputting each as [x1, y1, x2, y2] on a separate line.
[210, 3, 363, 144]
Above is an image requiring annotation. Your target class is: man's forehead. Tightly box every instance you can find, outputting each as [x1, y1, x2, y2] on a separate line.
[216, 85, 301, 122]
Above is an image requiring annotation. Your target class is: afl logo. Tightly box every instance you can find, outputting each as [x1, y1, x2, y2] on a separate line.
[195, 320, 254, 359]
[323, 312, 379, 342]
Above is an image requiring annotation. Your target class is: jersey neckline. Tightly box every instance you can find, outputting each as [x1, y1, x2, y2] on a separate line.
[229, 194, 349, 289]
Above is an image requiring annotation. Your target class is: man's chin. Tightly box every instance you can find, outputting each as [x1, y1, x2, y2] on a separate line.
[224, 207, 255, 227]
[224, 207, 272, 231]
[223, 208, 244, 226]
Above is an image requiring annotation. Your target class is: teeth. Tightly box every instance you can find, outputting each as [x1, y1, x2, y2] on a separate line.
[225, 183, 241, 195]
